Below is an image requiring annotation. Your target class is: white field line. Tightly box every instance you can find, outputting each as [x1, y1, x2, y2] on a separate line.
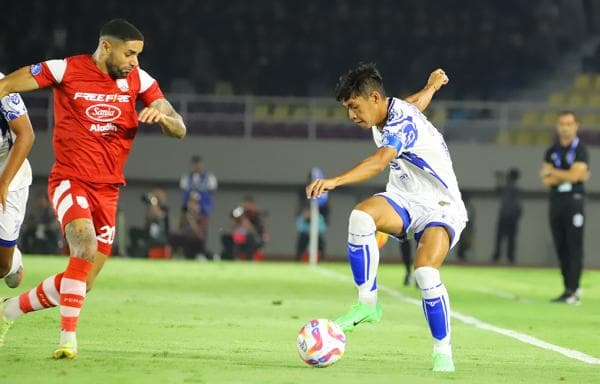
[315, 267, 600, 365]
[472, 287, 533, 304]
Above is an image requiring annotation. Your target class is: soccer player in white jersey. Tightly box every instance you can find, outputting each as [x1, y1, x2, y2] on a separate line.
[306, 63, 467, 372]
[0, 73, 34, 292]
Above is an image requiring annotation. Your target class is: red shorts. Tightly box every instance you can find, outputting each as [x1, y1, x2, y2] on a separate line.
[48, 177, 120, 255]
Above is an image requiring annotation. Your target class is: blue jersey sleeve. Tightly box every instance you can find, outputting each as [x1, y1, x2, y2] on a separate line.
[380, 117, 418, 154]
[0, 93, 28, 122]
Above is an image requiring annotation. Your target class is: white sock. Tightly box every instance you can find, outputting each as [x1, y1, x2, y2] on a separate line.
[8, 247, 22, 276]
[347, 210, 379, 306]
[414, 266, 452, 356]
[60, 331, 77, 348]
[4, 297, 24, 321]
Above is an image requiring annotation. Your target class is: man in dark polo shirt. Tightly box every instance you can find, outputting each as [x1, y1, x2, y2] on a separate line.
[540, 111, 590, 305]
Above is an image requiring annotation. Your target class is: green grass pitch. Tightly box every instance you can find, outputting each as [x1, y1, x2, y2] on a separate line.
[0, 256, 598, 383]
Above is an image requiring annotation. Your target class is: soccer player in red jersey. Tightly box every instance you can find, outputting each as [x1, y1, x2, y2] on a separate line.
[0, 19, 186, 359]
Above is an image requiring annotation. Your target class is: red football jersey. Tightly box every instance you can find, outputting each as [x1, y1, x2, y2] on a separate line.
[31, 54, 164, 184]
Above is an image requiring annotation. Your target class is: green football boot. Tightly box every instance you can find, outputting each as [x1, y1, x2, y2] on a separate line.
[432, 352, 455, 372]
[52, 340, 78, 360]
[335, 301, 383, 332]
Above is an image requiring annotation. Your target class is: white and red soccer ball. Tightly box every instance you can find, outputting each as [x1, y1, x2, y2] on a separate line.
[297, 319, 346, 367]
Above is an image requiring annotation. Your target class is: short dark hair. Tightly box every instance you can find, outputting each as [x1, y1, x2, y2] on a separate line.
[334, 63, 386, 102]
[191, 155, 202, 163]
[100, 19, 144, 42]
[558, 110, 577, 120]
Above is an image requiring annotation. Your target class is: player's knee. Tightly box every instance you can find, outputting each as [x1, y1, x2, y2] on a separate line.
[71, 236, 97, 261]
[348, 209, 376, 234]
[354, 200, 378, 216]
[65, 220, 98, 261]
[414, 266, 441, 290]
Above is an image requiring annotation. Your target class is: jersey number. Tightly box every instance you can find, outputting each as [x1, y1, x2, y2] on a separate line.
[97, 225, 116, 245]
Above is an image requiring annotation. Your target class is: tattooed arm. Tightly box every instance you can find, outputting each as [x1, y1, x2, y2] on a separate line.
[0, 67, 41, 98]
[138, 98, 186, 139]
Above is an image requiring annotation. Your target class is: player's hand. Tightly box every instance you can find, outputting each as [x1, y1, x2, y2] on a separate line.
[138, 106, 166, 124]
[582, 169, 591, 182]
[427, 69, 449, 91]
[0, 180, 9, 214]
[306, 178, 337, 199]
[539, 167, 553, 179]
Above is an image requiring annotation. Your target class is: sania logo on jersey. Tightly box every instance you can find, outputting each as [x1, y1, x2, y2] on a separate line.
[86, 104, 122, 122]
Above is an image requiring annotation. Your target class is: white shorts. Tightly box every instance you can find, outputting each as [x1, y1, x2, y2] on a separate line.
[376, 191, 467, 249]
[0, 186, 29, 247]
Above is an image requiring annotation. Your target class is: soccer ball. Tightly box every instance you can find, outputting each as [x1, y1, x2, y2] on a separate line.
[297, 319, 346, 367]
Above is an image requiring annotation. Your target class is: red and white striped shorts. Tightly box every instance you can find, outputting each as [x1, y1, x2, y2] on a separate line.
[48, 177, 119, 255]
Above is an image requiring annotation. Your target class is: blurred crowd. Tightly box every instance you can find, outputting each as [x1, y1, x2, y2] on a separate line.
[2, 1, 591, 262]
[0, 1, 593, 99]
[128, 191, 269, 261]
[17, 161, 525, 264]
[128, 156, 220, 260]
[17, 155, 273, 261]
[20, 192, 63, 255]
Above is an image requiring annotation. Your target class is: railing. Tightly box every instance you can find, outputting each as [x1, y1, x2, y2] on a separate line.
[21, 92, 600, 145]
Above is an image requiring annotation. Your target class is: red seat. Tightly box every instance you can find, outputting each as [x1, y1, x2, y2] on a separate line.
[148, 245, 172, 259]
[300, 251, 320, 263]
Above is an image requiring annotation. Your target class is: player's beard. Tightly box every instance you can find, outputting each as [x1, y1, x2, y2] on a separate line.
[106, 56, 129, 79]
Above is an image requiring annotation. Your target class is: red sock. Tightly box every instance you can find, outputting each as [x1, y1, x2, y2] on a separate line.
[3, 272, 63, 321]
[15, 273, 63, 315]
[59, 257, 92, 333]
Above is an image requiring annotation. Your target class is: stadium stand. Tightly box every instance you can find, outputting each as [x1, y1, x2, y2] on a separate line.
[0, 0, 586, 100]
[2, 1, 598, 145]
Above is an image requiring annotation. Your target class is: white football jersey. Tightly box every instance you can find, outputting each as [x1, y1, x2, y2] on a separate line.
[372, 97, 466, 218]
[0, 72, 32, 191]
